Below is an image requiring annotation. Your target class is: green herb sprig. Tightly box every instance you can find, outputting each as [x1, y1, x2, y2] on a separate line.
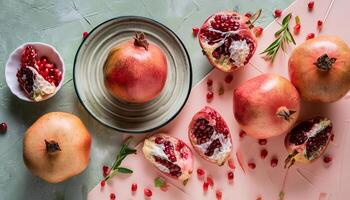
[260, 13, 296, 61]
[104, 138, 137, 182]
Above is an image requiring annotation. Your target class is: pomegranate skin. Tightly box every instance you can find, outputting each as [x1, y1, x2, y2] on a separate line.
[104, 36, 167, 103]
[289, 35, 350, 103]
[234, 74, 300, 139]
[23, 112, 92, 183]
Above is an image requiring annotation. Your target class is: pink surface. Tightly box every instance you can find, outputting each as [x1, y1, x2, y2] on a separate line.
[89, 0, 350, 199]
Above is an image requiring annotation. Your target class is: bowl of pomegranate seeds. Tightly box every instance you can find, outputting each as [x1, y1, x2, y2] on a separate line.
[5, 42, 65, 102]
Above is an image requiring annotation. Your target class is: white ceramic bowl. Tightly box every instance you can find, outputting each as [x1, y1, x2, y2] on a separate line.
[5, 42, 65, 102]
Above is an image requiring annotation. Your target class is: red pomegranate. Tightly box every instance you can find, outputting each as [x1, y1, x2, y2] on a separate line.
[142, 134, 193, 183]
[104, 32, 168, 103]
[234, 74, 300, 139]
[284, 117, 332, 168]
[289, 35, 350, 103]
[198, 11, 257, 72]
[23, 112, 92, 183]
[188, 106, 232, 166]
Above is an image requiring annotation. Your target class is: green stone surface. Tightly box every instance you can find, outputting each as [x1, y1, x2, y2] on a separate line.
[0, 0, 293, 199]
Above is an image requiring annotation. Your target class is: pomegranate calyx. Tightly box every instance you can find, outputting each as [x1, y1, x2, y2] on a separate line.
[276, 106, 296, 121]
[314, 54, 336, 71]
[45, 140, 61, 153]
[133, 32, 149, 50]
[246, 9, 262, 29]
[284, 150, 297, 168]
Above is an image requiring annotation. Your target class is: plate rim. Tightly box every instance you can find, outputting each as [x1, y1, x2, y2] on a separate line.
[73, 16, 193, 134]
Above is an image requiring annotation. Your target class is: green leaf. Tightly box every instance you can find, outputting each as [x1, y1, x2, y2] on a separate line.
[246, 9, 262, 28]
[154, 177, 166, 188]
[117, 167, 133, 174]
[282, 13, 292, 26]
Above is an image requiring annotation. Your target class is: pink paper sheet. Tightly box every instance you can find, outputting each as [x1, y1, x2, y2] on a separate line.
[89, 0, 350, 199]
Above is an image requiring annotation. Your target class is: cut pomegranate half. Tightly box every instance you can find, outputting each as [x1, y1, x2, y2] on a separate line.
[188, 106, 232, 166]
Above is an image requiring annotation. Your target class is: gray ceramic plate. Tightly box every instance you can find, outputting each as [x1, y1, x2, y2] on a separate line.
[73, 16, 192, 133]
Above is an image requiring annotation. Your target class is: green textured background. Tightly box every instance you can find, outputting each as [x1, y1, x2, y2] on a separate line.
[0, 0, 293, 199]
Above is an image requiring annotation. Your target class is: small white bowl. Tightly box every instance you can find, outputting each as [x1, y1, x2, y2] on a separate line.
[5, 42, 65, 102]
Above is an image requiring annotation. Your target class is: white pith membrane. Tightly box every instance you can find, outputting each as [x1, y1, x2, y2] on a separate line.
[142, 136, 192, 181]
[24, 66, 56, 101]
[201, 20, 251, 69]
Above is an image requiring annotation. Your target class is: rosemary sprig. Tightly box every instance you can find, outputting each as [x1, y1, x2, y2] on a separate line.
[260, 13, 296, 61]
[246, 9, 262, 29]
[104, 138, 137, 182]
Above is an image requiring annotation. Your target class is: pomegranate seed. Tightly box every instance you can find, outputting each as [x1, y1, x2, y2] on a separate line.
[254, 26, 263, 37]
[308, 1, 314, 11]
[274, 9, 282, 18]
[245, 13, 252, 18]
[131, 183, 137, 192]
[225, 74, 233, 83]
[83, 31, 89, 39]
[207, 79, 213, 87]
[228, 157, 236, 169]
[192, 27, 199, 36]
[206, 176, 214, 187]
[256, 197, 262, 200]
[110, 193, 116, 200]
[323, 156, 332, 163]
[260, 149, 268, 159]
[103, 165, 109, 176]
[206, 91, 214, 101]
[306, 33, 315, 40]
[331, 134, 335, 141]
[317, 20, 323, 29]
[155, 137, 164, 144]
[100, 180, 106, 187]
[144, 188, 152, 197]
[203, 182, 209, 192]
[258, 139, 267, 145]
[239, 130, 246, 138]
[197, 168, 205, 177]
[0, 123, 7, 133]
[248, 162, 256, 169]
[227, 171, 234, 180]
[216, 190, 223, 200]
[271, 158, 278, 167]
[294, 24, 301, 34]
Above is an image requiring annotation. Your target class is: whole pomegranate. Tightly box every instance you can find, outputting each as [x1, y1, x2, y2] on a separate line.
[289, 35, 350, 103]
[142, 134, 193, 183]
[198, 11, 257, 72]
[23, 112, 92, 183]
[284, 117, 333, 168]
[188, 106, 232, 166]
[234, 73, 300, 139]
[104, 32, 168, 103]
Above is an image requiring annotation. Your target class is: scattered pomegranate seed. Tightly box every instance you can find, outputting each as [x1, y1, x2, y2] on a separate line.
[207, 79, 213, 87]
[206, 176, 214, 187]
[144, 188, 152, 197]
[100, 180, 106, 187]
[258, 139, 267, 145]
[308, 1, 315, 11]
[110, 193, 116, 200]
[317, 20, 323, 29]
[160, 184, 169, 192]
[254, 26, 264, 37]
[331, 134, 335, 141]
[248, 162, 256, 169]
[83, 31, 89, 39]
[228, 157, 236, 169]
[225, 74, 233, 83]
[216, 190, 223, 200]
[256, 197, 262, 200]
[245, 12, 252, 18]
[271, 158, 278, 167]
[131, 183, 138, 192]
[192, 27, 199, 36]
[203, 182, 209, 192]
[206, 91, 214, 101]
[260, 149, 268, 159]
[227, 171, 234, 180]
[323, 156, 333, 163]
[239, 130, 246, 138]
[294, 24, 301, 34]
[274, 9, 282, 18]
[103, 165, 109, 177]
[306, 33, 315, 40]
[197, 168, 205, 177]
[0, 123, 7, 133]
